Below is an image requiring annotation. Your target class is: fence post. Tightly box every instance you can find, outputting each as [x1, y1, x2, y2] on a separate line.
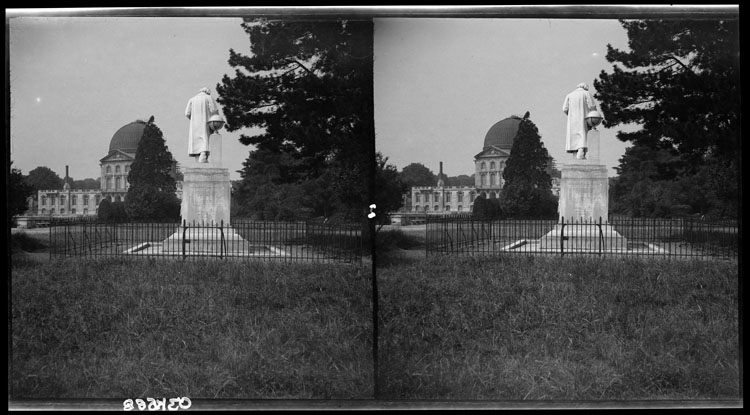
[560, 216, 565, 257]
[182, 219, 187, 260]
[49, 220, 53, 261]
[220, 220, 225, 259]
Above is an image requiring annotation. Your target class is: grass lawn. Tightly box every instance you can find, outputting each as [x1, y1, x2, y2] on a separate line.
[10, 255, 372, 399]
[377, 255, 739, 400]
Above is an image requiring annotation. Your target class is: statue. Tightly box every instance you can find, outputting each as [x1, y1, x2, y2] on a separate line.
[563, 82, 601, 160]
[185, 87, 220, 163]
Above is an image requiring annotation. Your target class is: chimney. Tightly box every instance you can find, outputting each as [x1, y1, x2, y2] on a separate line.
[65, 165, 69, 180]
[437, 161, 445, 188]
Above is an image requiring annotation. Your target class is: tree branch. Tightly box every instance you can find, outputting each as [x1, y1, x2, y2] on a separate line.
[285, 59, 316, 76]
[658, 56, 694, 74]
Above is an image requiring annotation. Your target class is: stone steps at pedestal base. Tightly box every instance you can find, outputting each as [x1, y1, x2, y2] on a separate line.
[539, 224, 628, 251]
[162, 227, 250, 254]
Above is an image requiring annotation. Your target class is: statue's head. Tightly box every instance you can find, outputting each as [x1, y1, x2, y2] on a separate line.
[200, 87, 211, 95]
[577, 82, 589, 91]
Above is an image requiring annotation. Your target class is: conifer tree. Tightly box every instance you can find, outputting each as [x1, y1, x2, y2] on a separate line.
[125, 119, 180, 221]
[499, 112, 557, 219]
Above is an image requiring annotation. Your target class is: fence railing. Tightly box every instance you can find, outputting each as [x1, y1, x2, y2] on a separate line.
[425, 214, 739, 259]
[49, 219, 363, 264]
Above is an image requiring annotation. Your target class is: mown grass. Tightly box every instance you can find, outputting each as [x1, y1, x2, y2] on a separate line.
[377, 255, 739, 400]
[10, 257, 372, 399]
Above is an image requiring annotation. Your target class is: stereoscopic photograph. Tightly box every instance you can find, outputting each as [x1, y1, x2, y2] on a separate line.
[8, 6, 740, 410]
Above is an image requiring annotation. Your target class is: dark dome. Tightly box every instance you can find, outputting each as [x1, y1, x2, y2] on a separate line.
[109, 120, 146, 153]
[483, 115, 521, 150]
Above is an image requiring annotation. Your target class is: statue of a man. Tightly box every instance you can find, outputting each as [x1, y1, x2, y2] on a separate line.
[185, 87, 219, 163]
[563, 82, 600, 160]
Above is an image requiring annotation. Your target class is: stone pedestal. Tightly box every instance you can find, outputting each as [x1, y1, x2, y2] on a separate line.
[539, 134, 626, 251]
[162, 144, 247, 253]
[558, 163, 609, 222]
[179, 167, 231, 224]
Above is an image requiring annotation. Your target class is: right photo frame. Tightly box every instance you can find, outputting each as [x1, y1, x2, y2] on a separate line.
[372, 8, 739, 406]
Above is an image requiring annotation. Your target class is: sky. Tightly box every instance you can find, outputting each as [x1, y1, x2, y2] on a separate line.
[9, 14, 258, 182]
[374, 18, 634, 178]
[9, 9, 730, 186]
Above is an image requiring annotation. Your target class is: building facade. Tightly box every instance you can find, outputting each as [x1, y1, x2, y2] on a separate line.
[407, 115, 560, 215]
[410, 115, 524, 214]
[32, 119, 182, 217]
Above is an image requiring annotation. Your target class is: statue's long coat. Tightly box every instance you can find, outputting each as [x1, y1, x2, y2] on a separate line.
[562, 87, 598, 152]
[185, 91, 218, 156]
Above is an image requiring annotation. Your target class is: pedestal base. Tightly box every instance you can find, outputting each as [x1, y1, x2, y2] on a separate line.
[180, 167, 231, 225]
[539, 223, 628, 251]
[162, 226, 248, 254]
[558, 163, 609, 222]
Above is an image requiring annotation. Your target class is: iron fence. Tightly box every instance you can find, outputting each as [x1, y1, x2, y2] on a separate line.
[425, 214, 739, 259]
[49, 218, 363, 264]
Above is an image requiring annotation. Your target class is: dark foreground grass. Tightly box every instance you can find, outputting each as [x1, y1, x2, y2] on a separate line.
[378, 255, 739, 400]
[11, 256, 372, 399]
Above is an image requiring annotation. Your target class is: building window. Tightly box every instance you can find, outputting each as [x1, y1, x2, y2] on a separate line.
[72, 195, 77, 206]
[458, 192, 463, 203]
[72, 208, 76, 215]
[446, 193, 451, 203]
[490, 172, 496, 186]
[106, 177, 112, 189]
[445, 206, 451, 212]
[83, 195, 89, 205]
[95, 195, 100, 205]
[434, 205, 439, 211]
[425, 205, 430, 212]
[434, 192, 439, 201]
[481, 173, 487, 186]
[116, 165, 121, 173]
[60, 208, 65, 215]
[415, 193, 421, 203]
[115, 177, 121, 189]
[41, 196, 47, 206]
[481, 162, 486, 170]
[41, 208, 46, 215]
[458, 205, 463, 212]
[50, 208, 55, 215]
[84, 208, 88, 215]
[106, 165, 112, 174]
[490, 161, 496, 170]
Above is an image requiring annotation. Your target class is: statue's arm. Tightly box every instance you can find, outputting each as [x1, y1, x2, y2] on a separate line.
[185, 99, 192, 119]
[562, 96, 569, 115]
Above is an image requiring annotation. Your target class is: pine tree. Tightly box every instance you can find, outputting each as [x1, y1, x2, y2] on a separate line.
[124, 119, 180, 221]
[595, 19, 739, 218]
[499, 113, 557, 219]
[216, 18, 374, 221]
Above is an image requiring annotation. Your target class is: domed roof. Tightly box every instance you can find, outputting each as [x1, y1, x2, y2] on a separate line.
[483, 115, 522, 150]
[109, 120, 146, 153]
